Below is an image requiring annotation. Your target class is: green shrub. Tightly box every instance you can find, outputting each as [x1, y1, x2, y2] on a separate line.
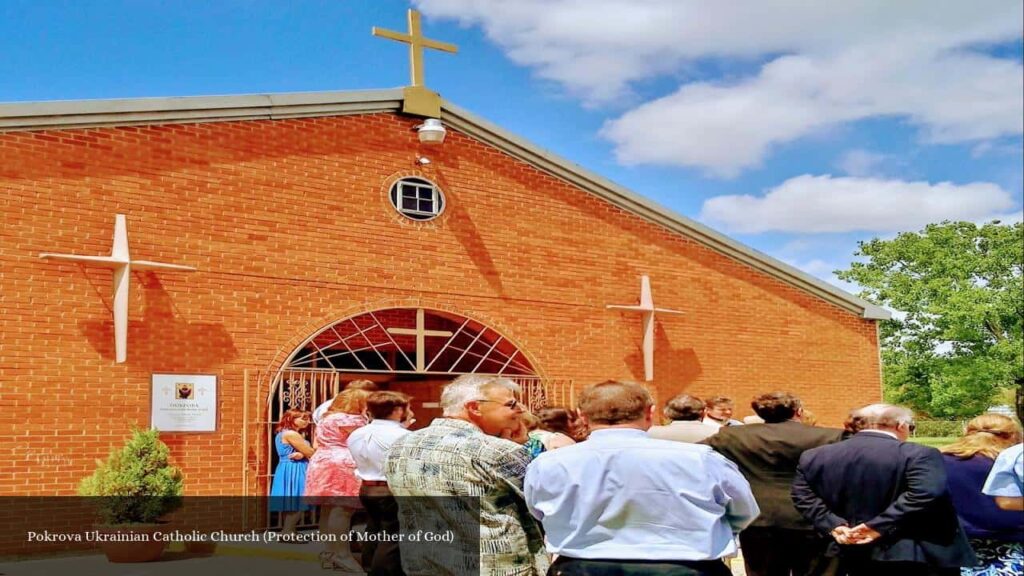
[77, 428, 183, 524]
[914, 420, 965, 438]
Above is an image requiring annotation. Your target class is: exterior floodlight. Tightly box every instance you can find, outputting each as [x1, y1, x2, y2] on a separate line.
[417, 119, 447, 144]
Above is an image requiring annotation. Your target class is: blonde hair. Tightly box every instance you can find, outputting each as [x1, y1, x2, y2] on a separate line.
[521, 411, 540, 432]
[800, 409, 818, 427]
[941, 414, 1021, 460]
[327, 389, 370, 416]
[345, 379, 378, 392]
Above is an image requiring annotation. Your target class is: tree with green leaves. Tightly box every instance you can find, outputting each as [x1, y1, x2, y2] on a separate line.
[837, 221, 1023, 419]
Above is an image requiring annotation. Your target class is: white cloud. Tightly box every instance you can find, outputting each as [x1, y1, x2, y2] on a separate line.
[980, 210, 1024, 225]
[785, 257, 841, 283]
[602, 47, 1023, 177]
[836, 149, 893, 177]
[699, 175, 1017, 233]
[417, 0, 1023, 176]
[971, 140, 1024, 159]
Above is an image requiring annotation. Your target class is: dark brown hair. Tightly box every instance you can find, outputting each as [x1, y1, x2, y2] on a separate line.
[537, 407, 574, 435]
[578, 380, 653, 425]
[664, 394, 705, 421]
[365, 391, 411, 420]
[751, 392, 802, 423]
[843, 409, 869, 434]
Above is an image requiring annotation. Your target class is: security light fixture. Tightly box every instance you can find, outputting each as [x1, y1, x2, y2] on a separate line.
[416, 118, 447, 144]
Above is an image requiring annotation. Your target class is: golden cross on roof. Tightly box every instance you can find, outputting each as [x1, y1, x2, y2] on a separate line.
[373, 9, 458, 88]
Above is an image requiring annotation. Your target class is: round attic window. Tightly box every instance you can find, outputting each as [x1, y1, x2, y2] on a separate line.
[389, 177, 446, 221]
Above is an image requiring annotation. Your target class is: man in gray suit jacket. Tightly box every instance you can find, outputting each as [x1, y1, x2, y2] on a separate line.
[647, 393, 720, 443]
[703, 392, 844, 576]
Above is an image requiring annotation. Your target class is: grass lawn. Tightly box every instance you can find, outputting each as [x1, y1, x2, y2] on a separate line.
[910, 437, 956, 449]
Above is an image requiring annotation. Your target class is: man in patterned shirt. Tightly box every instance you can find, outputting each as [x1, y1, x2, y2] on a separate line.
[385, 375, 547, 576]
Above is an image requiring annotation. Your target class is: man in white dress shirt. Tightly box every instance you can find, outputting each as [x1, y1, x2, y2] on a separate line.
[702, 396, 744, 428]
[525, 380, 759, 576]
[348, 390, 414, 575]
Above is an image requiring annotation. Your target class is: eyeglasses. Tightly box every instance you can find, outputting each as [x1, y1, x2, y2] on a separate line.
[475, 399, 521, 409]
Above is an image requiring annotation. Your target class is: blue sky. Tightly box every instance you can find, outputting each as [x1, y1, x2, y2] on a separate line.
[3, 0, 1021, 294]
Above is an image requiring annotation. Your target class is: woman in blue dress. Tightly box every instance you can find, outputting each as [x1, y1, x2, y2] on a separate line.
[270, 409, 315, 538]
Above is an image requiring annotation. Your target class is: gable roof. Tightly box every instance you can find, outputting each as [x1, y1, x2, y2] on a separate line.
[0, 89, 890, 320]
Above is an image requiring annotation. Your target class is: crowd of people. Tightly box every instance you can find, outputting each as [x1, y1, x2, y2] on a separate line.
[269, 376, 1023, 576]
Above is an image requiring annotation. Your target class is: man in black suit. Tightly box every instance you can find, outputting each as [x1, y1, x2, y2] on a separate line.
[792, 404, 976, 576]
[702, 392, 844, 576]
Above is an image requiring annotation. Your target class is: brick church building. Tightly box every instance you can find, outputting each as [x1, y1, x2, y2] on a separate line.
[0, 45, 887, 502]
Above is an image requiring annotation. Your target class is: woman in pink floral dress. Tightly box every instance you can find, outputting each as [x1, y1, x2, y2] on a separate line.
[305, 389, 369, 573]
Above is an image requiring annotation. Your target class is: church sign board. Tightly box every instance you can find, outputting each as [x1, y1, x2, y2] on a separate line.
[150, 374, 218, 432]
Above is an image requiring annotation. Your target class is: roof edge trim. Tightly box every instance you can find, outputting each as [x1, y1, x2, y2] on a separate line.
[0, 89, 406, 131]
[441, 100, 890, 321]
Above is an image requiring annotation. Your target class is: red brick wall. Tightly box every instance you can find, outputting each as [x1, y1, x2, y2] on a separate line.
[0, 112, 881, 497]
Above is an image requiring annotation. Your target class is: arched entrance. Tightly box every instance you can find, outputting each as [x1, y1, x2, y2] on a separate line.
[269, 307, 544, 422]
[254, 307, 573, 529]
